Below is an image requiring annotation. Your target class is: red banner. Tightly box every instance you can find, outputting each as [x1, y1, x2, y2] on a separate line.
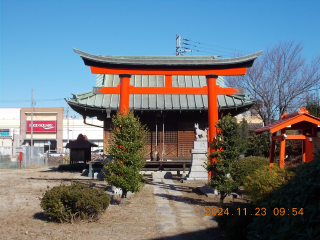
[26, 121, 57, 133]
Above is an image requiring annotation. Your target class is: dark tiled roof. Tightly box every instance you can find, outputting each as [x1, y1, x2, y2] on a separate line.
[74, 48, 263, 69]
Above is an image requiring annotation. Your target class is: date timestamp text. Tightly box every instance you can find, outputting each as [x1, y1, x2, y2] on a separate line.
[205, 207, 304, 216]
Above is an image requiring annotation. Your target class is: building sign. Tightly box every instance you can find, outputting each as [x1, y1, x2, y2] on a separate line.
[26, 121, 57, 133]
[0, 129, 9, 136]
[15, 146, 26, 153]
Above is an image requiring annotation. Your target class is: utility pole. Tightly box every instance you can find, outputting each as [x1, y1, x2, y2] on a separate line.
[31, 89, 34, 147]
[176, 34, 181, 56]
[176, 34, 192, 56]
[67, 106, 69, 143]
[72, 114, 76, 140]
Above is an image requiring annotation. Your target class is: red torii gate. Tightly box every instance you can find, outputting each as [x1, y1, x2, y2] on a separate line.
[74, 49, 262, 175]
[255, 107, 320, 168]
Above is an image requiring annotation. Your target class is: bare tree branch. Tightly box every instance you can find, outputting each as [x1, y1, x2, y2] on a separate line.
[226, 41, 320, 125]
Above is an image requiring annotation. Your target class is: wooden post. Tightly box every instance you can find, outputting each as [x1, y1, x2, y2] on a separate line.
[206, 75, 219, 147]
[269, 132, 276, 167]
[305, 137, 314, 163]
[305, 127, 316, 163]
[206, 75, 219, 180]
[279, 129, 286, 168]
[302, 129, 306, 163]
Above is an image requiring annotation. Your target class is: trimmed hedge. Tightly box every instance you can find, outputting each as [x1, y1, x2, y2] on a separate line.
[232, 156, 269, 186]
[40, 182, 110, 223]
[244, 165, 294, 204]
[248, 150, 320, 240]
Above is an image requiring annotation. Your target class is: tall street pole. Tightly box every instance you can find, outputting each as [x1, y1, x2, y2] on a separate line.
[67, 106, 69, 143]
[31, 89, 34, 147]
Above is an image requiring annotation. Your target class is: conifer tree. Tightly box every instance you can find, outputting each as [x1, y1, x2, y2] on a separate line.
[205, 114, 240, 203]
[103, 110, 148, 197]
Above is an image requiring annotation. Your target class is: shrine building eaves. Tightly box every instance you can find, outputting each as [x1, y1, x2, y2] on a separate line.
[73, 48, 263, 70]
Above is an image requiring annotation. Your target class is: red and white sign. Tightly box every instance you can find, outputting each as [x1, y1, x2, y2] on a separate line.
[26, 121, 57, 133]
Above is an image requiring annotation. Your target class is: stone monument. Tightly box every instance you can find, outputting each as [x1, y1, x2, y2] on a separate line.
[186, 123, 209, 181]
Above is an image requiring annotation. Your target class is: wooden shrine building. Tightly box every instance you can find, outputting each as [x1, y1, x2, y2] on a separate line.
[66, 49, 262, 161]
[255, 107, 320, 168]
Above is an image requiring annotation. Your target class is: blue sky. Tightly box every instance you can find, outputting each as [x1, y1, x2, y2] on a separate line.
[1, 0, 320, 116]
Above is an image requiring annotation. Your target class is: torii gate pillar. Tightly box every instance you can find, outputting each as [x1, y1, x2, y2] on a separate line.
[206, 74, 219, 146]
[119, 74, 131, 113]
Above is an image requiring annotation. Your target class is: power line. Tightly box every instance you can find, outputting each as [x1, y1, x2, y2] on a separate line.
[182, 38, 251, 54]
[176, 34, 251, 57]
[182, 42, 239, 56]
[0, 98, 65, 103]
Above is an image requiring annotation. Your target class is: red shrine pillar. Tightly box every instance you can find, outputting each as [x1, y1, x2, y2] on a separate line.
[302, 129, 307, 163]
[279, 129, 286, 168]
[206, 74, 219, 180]
[269, 132, 276, 167]
[206, 75, 219, 151]
[305, 126, 316, 163]
[119, 74, 131, 114]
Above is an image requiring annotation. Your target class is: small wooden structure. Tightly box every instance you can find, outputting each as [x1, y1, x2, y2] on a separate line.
[255, 107, 320, 168]
[65, 134, 98, 164]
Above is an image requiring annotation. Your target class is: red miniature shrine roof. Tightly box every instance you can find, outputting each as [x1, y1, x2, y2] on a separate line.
[255, 107, 320, 135]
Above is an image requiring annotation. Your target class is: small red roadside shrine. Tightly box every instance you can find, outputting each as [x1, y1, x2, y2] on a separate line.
[74, 49, 262, 176]
[255, 107, 320, 168]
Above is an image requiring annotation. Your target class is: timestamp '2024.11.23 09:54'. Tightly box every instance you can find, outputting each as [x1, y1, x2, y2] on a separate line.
[205, 207, 304, 216]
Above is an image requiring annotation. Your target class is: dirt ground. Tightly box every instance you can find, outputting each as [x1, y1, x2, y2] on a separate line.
[0, 168, 245, 240]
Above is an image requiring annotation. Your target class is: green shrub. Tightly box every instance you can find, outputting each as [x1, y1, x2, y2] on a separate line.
[103, 110, 147, 197]
[205, 114, 241, 203]
[244, 165, 294, 204]
[40, 182, 110, 223]
[248, 150, 320, 240]
[216, 203, 256, 240]
[245, 131, 270, 158]
[232, 156, 269, 186]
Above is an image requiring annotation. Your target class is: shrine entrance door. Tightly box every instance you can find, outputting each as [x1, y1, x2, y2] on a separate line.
[145, 119, 178, 160]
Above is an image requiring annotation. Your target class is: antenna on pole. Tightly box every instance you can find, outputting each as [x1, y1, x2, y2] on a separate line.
[176, 34, 181, 56]
[176, 34, 192, 56]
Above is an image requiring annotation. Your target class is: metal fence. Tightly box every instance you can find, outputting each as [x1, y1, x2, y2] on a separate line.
[0, 146, 46, 169]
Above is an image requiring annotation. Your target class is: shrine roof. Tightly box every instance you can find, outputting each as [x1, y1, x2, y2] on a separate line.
[255, 107, 320, 135]
[66, 90, 253, 111]
[65, 74, 254, 114]
[73, 48, 263, 69]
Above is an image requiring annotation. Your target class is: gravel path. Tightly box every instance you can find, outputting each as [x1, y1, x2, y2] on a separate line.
[152, 174, 223, 240]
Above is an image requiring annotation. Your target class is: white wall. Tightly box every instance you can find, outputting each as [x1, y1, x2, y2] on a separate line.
[0, 109, 20, 139]
[0, 108, 105, 148]
[0, 108, 20, 119]
[63, 118, 103, 141]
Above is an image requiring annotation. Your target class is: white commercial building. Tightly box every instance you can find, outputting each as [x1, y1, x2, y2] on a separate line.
[0, 108, 104, 152]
